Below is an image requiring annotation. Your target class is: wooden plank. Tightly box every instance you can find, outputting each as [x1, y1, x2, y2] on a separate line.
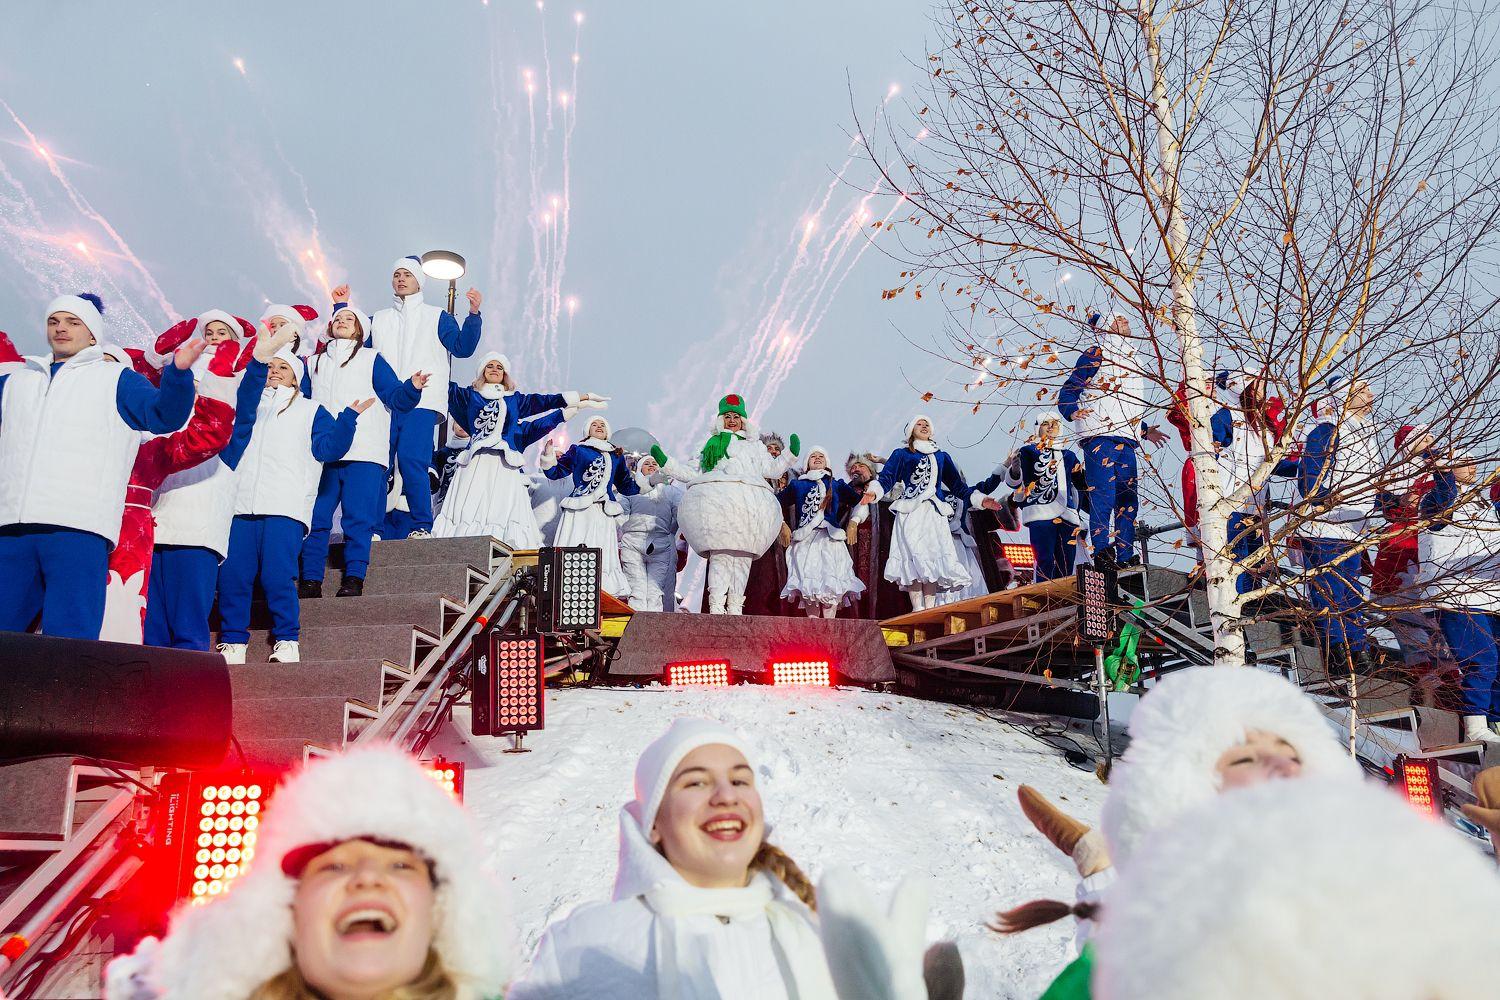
[879, 576, 1077, 629]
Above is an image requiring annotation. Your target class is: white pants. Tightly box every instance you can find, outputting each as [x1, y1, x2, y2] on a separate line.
[705, 550, 754, 614]
[621, 536, 678, 612]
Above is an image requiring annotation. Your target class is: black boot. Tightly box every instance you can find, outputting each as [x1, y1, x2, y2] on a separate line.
[1323, 641, 1353, 682]
[336, 576, 364, 598]
[298, 579, 322, 599]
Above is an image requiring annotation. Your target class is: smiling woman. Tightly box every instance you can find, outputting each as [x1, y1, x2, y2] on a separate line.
[508, 718, 839, 1000]
[105, 747, 512, 1000]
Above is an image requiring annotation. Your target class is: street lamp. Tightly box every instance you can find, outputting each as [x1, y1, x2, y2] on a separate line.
[420, 249, 466, 315]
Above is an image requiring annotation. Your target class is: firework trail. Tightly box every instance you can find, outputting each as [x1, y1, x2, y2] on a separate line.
[484, 24, 528, 357]
[0, 98, 178, 329]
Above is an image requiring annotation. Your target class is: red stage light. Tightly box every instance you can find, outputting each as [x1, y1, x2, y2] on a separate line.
[1001, 543, 1035, 569]
[769, 659, 832, 687]
[154, 771, 276, 906]
[666, 660, 731, 686]
[473, 632, 546, 736]
[423, 757, 465, 802]
[1398, 756, 1440, 817]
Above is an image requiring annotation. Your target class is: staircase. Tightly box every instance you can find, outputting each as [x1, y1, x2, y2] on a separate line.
[0, 534, 524, 998]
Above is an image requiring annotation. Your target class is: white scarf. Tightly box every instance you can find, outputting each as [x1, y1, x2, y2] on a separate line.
[910, 438, 937, 455]
[799, 467, 831, 482]
[643, 874, 838, 1000]
[581, 435, 615, 452]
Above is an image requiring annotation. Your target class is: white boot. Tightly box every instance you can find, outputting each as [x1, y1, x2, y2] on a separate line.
[216, 642, 246, 665]
[907, 589, 925, 612]
[727, 596, 745, 616]
[707, 591, 728, 615]
[270, 640, 301, 664]
[1463, 715, 1500, 744]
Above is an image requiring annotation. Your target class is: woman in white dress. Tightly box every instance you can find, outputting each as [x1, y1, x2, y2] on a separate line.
[778, 446, 877, 617]
[877, 415, 1000, 610]
[433, 351, 605, 549]
[541, 415, 639, 597]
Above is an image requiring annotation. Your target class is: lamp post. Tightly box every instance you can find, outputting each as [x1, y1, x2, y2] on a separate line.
[420, 249, 466, 315]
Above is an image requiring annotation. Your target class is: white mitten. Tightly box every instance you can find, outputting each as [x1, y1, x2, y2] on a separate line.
[817, 866, 931, 1000]
[579, 395, 610, 411]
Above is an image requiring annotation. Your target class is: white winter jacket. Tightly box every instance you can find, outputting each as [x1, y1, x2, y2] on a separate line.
[508, 809, 836, 1000]
[1419, 492, 1500, 612]
[0, 349, 143, 543]
[307, 339, 391, 466]
[619, 480, 683, 555]
[371, 292, 448, 413]
[1063, 332, 1149, 442]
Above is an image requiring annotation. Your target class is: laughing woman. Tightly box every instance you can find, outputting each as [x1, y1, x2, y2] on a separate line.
[106, 746, 511, 1000]
[508, 718, 839, 1000]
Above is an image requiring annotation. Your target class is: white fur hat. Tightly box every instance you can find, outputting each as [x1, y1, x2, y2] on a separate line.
[802, 444, 831, 469]
[392, 255, 426, 290]
[1100, 666, 1359, 871]
[904, 414, 934, 441]
[46, 292, 105, 342]
[271, 344, 305, 386]
[582, 414, 613, 442]
[1093, 778, 1500, 1000]
[113, 745, 511, 1000]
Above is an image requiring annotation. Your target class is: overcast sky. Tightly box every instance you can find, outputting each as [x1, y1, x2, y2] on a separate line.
[0, 0, 1201, 546]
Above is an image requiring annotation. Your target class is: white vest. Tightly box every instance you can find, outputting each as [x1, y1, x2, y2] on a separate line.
[1072, 337, 1148, 442]
[307, 340, 390, 466]
[233, 388, 323, 529]
[0, 349, 140, 543]
[153, 457, 239, 559]
[371, 294, 449, 413]
[1419, 497, 1500, 611]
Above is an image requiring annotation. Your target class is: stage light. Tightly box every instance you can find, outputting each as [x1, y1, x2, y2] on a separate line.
[423, 757, 465, 802]
[537, 545, 601, 632]
[666, 660, 731, 687]
[1000, 543, 1035, 569]
[1076, 564, 1115, 645]
[472, 632, 546, 738]
[154, 770, 277, 906]
[1397, 756, 1440, 817]
[769, 659, 832, 687]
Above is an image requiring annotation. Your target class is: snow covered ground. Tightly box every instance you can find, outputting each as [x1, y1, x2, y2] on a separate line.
[442, 684, 1110, 998]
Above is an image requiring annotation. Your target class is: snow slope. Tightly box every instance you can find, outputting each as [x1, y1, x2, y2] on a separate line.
[447, 684, 1109, 998]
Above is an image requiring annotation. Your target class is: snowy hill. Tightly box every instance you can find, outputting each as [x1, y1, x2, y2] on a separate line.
[446, 685, 1109, 998]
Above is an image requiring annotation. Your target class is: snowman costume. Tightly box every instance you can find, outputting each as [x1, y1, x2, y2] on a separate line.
[876, 415, 984, 610]
[619, 456, 684, 612]
[508, 719, 839, 1000]
[1093, 779, 1500, 1000]
[541, 416, 639, 597]
[434, 351, 596, 549]
[659, 394, 795, 615]
[778, 446, 876, 617]
[106, 745, 512, 1000]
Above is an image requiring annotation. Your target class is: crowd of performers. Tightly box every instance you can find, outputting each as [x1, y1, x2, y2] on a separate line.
[0, 276, 1496, 735]
[103, 665, 1500, 999]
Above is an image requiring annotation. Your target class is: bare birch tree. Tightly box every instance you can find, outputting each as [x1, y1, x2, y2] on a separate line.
[862, 0, 1500, 674]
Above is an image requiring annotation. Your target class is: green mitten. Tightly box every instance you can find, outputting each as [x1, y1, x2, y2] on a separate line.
[650, 444, 670, 468]
[788, 433, 801, 457]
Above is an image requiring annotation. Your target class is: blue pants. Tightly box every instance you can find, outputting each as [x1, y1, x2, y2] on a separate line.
[218, 515, 304, 644]
[301, 461, 386, 582]
[1228, 511, 1256, 595]
[1081, 436, 1138, 563]
[144, 545, 219, 651]
[1302, 537, 1367, 651]
[0, 524, 109, 640]
[1027, 519, 1078, 582]
[1438, 609, 1500, 720]
[386, 408, 441, 536]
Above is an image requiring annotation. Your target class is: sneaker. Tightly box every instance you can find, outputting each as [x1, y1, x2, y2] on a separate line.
[408, 529, 433, 539]
[336, 575, 364, 598]
[298, 579, 323, 599]
[217, 642, 247, 665]
[269, 640, 301, 663]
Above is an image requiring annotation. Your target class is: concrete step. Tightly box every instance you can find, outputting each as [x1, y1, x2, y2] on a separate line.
[360, 535, 504, 570]
[323, 561, 485, 601]
[0, 757, 74, 841]
[236, 623, 435, 666]
[253, 591, 455, 632]
[228, 658, 395, 706]
[232, 735, 335, 768]
[233, 695, 352, 745]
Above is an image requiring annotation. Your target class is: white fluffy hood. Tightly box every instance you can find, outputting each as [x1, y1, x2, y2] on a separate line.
[1094, 778, 1500, 1000]
[1101, 666, 1359, 871]
[114, 745, 512, 1000]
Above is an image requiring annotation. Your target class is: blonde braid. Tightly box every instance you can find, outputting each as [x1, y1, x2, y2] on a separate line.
[751, 841, 817, 911]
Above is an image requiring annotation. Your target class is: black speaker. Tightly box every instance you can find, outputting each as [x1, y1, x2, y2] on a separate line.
[0, 631, 231, 768]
